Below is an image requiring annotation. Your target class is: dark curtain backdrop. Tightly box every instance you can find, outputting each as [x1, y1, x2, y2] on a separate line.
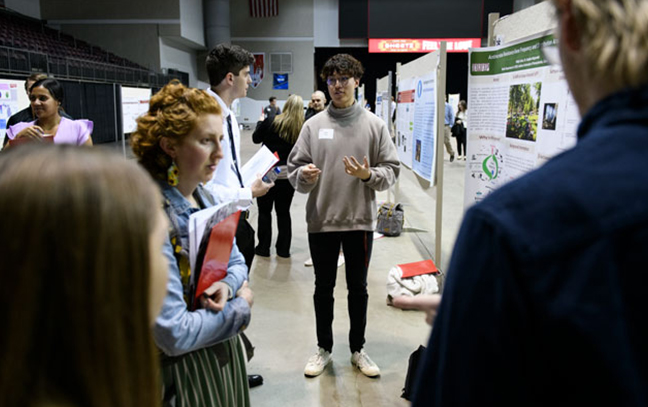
[339, 0, 514, 40]
[314, 48, 469, 112]
[60, 80, 118, 144]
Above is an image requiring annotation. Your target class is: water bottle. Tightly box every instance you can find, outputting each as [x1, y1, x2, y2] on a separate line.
[262, 166, 281, 183]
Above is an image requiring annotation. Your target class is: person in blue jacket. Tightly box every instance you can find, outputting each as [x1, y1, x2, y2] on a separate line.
[132, 80, 254, 407]
[413, 0, 648, 405]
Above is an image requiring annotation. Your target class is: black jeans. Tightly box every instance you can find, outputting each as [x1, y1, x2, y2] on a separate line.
[308, 230, 373, 353]
[235, 215, 255, 273]
[256, 179, 295, 256]
[456, 133, 466, 156]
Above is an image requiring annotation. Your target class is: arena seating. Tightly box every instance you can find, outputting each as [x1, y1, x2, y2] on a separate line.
[0, 9, 184, 86]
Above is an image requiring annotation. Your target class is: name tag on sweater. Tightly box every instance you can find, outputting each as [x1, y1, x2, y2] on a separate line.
[318, 129, 334, 139]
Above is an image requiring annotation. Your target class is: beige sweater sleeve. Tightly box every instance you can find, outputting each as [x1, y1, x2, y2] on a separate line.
[287, 124, 317, 193]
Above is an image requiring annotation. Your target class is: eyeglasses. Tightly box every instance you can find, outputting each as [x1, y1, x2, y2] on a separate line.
[326, 76, 350, 87]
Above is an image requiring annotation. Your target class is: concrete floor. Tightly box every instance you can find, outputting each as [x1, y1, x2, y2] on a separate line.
[238, 129, 468, 407]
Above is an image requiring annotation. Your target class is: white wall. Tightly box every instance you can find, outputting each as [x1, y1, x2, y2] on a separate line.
[313, 0, 338, 47]
[159, 38, 199, 87]
[229, 0, 315, 100]
[313, 0, 366, 48]
[180, 0, 205, 46]
[233, 39, 314, 101]
[5, 0, 40, 19]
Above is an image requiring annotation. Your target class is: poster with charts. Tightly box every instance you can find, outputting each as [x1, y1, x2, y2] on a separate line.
[395, 77, 415, 168]
[0, 80, 26, 146]
[465, 33, 579, 209]
[121, 87, 151, 134]
[410, 71, 437, 181]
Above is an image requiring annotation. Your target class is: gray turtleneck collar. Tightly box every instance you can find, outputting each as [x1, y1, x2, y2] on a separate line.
[327, 100, 363, 127]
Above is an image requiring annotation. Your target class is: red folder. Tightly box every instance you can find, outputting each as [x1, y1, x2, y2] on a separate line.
[398, 259, 439, 278]
[190, 211, 241, 310]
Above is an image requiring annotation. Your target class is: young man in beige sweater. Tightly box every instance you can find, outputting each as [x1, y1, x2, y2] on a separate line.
[288, 54, 400, 378]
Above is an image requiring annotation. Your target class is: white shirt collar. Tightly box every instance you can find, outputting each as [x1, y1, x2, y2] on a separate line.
[206, 88, 232, 118]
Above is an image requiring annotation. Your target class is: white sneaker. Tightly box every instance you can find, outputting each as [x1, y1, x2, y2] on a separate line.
[457, 155, 463, 160]
[304, 348, 332, 377]
[351, 350, 380, 377]
[337, 254, 345, 268]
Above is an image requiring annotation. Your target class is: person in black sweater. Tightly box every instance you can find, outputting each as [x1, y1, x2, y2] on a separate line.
[252, 94, 304, 258]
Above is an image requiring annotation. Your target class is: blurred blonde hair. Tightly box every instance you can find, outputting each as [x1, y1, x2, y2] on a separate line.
[558, 0, 648, 89]
[0, 145, 161, 407]
[272, 94, 304, 144]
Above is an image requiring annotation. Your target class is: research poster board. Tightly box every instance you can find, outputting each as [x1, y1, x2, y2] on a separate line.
[375, 92, 383, 118]
[396, 77, 415, 168]
[121, 86, 151, 134]
[448, 93, 460, 115]
[0, 79, 27, 146]
[380, 91, 390, 123]
[357, 84, 365, 106]
[464, 33, 579, 208]
[410, 71, 437, 180]
[395, 51, 439, 181]
[376, 74, 390, 125]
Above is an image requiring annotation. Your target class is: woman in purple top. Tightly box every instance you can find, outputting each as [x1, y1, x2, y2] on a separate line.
[6, 78, 93, 147]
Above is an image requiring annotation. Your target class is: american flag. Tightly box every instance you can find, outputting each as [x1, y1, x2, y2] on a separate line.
[249, 0, 278, 18]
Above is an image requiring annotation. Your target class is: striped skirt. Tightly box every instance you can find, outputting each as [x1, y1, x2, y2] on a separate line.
[161, 335, 250, 407]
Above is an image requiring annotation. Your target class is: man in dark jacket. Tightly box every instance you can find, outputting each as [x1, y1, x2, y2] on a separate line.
[413, 0, 648, 405]
[304, 90, 326, 121]
[263, 96, 281, 119]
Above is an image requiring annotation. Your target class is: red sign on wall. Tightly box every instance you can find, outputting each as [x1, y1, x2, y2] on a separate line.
[369, 38, 481, 54]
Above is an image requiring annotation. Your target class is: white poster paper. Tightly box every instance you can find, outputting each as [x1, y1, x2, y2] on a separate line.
[410, 71, 437, 181]
[395, 78, 415, 168]
[465, 34, 579, 208]
[121, 86, 151, 134]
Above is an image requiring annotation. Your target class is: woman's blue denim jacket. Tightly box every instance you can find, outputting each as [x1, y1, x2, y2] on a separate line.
[153, 182, 250, 357]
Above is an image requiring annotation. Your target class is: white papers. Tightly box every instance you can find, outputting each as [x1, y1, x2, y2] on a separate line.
[240, 145, 279, 187]
[188, 201, 239, 276]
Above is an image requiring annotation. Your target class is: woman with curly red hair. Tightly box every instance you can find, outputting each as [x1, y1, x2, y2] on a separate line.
[132, 80, 253, 407]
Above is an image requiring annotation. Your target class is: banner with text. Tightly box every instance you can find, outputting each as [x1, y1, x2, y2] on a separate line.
[370, 38, 480, 53]
[465, 34, 579, 208]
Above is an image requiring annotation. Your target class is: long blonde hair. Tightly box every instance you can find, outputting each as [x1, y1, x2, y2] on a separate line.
[555, 0, 648, 90]
[272, 94, 304, 144]
[0, 145, 161, 407]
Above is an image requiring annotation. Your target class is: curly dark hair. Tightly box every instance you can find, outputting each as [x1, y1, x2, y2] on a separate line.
[206, 44, 254, 86]
[131, 80, 221, 181]
[320, 53, 364, 81]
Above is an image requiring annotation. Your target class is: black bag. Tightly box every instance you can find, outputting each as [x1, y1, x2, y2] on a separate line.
[401, 345, 426, 400]
[450, 121, 465, 138]
[376, 202, 404, 236]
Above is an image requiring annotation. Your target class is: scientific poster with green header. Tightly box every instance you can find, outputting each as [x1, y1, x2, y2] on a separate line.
[464, 33, 580, 208]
